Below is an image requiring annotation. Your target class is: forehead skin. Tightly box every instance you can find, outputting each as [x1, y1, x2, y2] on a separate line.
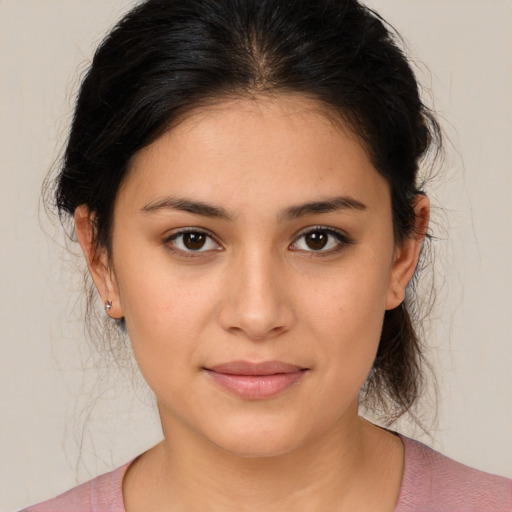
[119, 94, 391, 230]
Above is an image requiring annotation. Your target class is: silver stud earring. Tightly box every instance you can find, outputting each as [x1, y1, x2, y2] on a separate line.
[105, 300, 113, 313]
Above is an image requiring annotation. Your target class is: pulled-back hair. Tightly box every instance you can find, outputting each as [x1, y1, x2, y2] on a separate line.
[55, 0, 442, 423]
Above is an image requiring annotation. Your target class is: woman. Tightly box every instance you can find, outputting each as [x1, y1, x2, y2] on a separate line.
[21, 0, 511, 510]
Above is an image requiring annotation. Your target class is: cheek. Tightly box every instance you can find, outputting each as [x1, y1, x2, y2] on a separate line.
[300, 254, 392, 381]
[112, 250, 222, 379]
[118, 284, 211, 404]
[306, 259, 390, 333]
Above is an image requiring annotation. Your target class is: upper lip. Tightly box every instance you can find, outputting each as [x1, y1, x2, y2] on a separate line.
[205, 360, 306, 376]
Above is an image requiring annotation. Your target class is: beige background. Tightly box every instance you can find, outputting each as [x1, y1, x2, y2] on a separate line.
[1, 0, 511, 510]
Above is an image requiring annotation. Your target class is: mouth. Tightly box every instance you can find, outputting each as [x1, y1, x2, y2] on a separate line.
[203, 360, 309, 400]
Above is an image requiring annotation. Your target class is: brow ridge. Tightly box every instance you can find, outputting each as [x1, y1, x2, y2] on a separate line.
[280, 195, 367, 221]
[140, 194, 366, 221]
[140, 197, 231, 220]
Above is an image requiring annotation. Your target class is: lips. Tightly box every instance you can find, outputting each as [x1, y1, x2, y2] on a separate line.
[204, 360, 308, 400]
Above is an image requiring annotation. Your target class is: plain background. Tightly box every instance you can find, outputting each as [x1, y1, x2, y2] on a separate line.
[1, 1, 511, 510]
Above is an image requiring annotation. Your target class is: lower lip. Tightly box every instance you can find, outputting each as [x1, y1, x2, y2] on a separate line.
[205, 370, 306, 400]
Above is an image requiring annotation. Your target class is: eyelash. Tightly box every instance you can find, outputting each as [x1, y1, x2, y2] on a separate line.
[163, 226, 353, 258]
[290, 226, 354, 257]
[163, 228, 222, 258]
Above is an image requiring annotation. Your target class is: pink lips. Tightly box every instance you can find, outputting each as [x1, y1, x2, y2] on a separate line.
[204, 361, 307, 400]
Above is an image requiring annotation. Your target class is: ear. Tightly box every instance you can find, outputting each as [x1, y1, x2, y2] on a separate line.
[74, 205, 123, 319]
[386, 194, 430, 310]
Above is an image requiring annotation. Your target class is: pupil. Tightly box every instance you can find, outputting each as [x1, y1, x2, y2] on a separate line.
[183, 232, 206, 250]
[306, 231, 328, 250]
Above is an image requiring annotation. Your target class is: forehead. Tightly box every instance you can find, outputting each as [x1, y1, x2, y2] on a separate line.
[121, 94, 389, 214]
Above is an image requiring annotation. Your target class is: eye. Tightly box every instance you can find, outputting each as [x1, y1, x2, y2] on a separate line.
[166, 230, 221, 253]
[290, 227, 351, 253]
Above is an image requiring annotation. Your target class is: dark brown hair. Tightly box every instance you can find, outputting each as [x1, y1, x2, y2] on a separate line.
[54, 0, 441, 423]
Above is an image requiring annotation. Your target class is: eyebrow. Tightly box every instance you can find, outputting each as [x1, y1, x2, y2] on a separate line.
[279, 195, 367, 221]
[140, 197, 232, 220]
[140, 195, 366, 221]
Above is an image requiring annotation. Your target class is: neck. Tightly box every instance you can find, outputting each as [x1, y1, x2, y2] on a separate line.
[123, 408, 403, 511]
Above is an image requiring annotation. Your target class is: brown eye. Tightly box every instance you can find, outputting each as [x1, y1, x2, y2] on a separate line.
[304, 231, 328, 250]
[291, 227, 349, 254]
[183, 232, 207, 250]
[168, 231, 220, 253]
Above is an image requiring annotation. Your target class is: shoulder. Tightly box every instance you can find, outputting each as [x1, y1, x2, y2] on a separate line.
[20, 461, 131, 512]
[395, 435, 512, 512]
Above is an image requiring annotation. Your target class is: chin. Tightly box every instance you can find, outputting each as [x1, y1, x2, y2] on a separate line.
[203, 415, 314, 459]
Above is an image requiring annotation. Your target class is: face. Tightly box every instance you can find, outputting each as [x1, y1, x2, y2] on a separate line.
[77, 95, 425, 457]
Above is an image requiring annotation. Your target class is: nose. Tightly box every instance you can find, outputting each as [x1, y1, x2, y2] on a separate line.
[218, 248, 295, 341]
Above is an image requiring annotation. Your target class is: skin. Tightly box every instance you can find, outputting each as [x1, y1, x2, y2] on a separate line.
[75, 94, 429, 511]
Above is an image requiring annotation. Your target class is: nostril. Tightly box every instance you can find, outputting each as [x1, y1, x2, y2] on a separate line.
[223, 323, 287, 341]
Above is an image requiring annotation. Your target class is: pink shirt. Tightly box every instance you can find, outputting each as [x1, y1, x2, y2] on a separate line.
[23, 436, 512, 512]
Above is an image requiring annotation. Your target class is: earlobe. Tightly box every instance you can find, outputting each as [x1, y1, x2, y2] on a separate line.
[386, 194, 430, 310]
[74, 205, 123, 318]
